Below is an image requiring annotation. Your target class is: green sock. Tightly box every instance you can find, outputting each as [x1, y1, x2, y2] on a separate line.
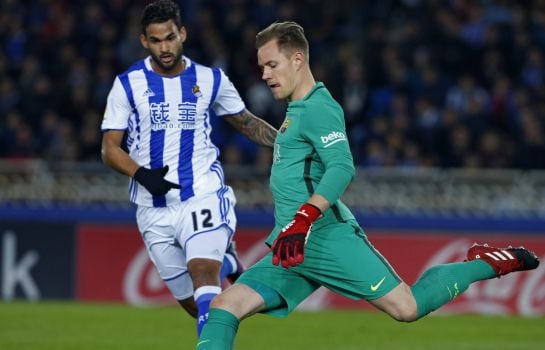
[411, 260, 495, 319]
[196, 308, 239, 350]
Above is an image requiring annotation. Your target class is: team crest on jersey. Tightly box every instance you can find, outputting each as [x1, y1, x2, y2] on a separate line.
[280, 118, 291, 133]
[192, 85, 202, 97]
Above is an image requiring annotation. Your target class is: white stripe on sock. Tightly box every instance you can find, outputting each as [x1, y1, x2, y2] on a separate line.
[194, 286, 222, 301]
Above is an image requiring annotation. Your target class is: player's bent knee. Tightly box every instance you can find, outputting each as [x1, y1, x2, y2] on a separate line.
[208, 291, 246, 320]
[209, 289, 243, 314]
[371, 283, 418, 322]
[390, 304, 418, 322]
[209, 284, 265, 320]
[387, 296, 418, 322]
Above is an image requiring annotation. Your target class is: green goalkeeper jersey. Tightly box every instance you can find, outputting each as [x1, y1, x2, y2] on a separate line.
[267, 82, 356, 245]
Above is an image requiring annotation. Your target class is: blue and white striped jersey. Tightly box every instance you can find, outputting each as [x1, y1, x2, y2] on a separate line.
[101, 56, 245, 207]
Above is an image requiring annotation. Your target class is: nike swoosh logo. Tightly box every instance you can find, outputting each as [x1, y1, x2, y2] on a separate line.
[197, 340, 211, 348]
[370, 276, 386, 292]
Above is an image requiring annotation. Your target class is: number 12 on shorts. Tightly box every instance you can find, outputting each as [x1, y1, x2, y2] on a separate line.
[192, 209, 214, 231]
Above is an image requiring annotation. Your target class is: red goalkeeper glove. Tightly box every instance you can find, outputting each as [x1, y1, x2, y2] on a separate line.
[272, 203, 322, 268]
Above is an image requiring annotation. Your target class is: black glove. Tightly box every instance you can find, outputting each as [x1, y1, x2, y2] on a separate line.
[133, 165, 181, 196]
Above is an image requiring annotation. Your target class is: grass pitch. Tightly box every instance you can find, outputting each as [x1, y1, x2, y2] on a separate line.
[1, 301, 544, 350]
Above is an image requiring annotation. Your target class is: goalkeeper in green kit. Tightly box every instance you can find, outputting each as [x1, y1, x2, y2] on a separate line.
[196, 21, 539, 350]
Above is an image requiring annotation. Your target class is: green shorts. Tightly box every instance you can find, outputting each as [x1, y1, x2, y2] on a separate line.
[236, 220, 402, 317]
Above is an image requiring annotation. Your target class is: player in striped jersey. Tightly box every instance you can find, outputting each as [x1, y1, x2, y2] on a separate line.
[100, 0, 276, 336]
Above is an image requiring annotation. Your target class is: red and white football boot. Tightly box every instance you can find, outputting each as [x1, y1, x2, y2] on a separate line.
[467, 243, 540, 278]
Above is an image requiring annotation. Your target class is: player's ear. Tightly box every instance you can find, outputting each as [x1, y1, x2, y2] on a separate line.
[140, 33, 149, 49]
[293, 51, 305, 71]
[179, 26, 187, 43]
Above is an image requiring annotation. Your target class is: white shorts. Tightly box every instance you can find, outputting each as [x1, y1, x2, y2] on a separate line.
[136, 187, 237, 300]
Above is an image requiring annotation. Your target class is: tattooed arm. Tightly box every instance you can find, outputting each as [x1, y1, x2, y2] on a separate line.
[224, 109, 277, 148]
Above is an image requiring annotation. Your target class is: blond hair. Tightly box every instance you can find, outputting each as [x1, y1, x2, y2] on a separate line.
[256, 21, 309, 60]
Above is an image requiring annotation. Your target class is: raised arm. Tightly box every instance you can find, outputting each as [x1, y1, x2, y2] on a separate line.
[224, 109, 277, 148]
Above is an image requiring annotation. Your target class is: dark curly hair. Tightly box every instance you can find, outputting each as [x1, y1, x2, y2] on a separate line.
[141, 0, 182, 34]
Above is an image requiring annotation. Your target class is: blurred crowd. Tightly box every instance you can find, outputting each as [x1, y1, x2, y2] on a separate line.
[1, 0, 545, 169]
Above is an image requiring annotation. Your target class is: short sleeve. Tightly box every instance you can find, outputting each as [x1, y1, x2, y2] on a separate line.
[212, 69, 245, 117]
[101, 77, 132, 131]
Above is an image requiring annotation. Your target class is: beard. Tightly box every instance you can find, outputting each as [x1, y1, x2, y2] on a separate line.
[150, 48, 183, 73]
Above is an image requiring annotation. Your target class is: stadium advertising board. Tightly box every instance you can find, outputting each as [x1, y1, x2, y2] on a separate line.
[76, 225, 174, 304]
[76, 225, 545, 315]
[0, 222, 75, 300]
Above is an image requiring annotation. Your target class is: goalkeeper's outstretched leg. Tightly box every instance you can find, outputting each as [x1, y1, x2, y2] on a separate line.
[370, 244, 539, 321]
